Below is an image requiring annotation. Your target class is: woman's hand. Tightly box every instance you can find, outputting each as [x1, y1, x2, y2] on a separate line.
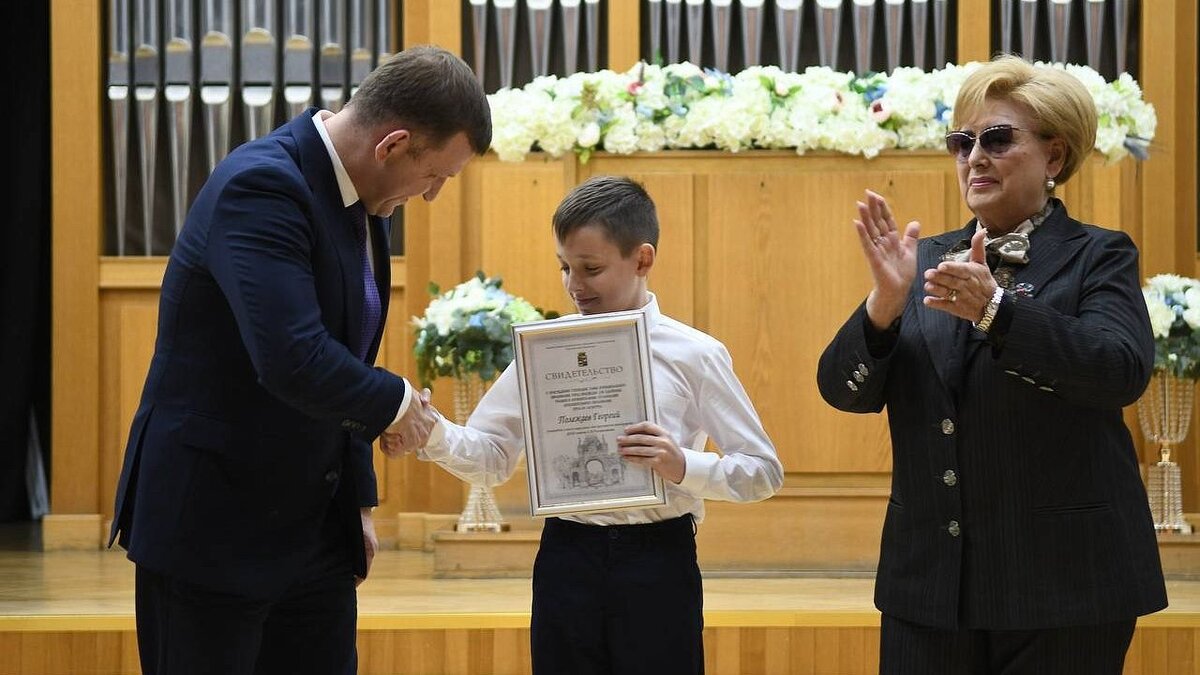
[855, 190, 921, 329]
[923, 229, 999, 322]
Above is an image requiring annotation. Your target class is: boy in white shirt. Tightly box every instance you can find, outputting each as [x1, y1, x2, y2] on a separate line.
[415, 175, 783, 674]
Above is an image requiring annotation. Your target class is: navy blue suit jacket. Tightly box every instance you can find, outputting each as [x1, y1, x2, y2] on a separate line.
[818, 203, 1168, 630]
[109, 110, 406, 598]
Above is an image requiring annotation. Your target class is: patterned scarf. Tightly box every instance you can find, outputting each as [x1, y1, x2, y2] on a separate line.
[942, 200, 1056, 287]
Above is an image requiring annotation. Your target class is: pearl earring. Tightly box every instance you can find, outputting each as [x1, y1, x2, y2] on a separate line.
[1045, 178, 1056, 191]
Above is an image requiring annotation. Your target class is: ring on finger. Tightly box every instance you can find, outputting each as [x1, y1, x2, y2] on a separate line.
[947, 289, 958, 302]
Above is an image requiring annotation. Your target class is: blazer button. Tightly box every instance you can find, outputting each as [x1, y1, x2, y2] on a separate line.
[948, 520, 961, 537]
[853, 371, 865, 383]
[340, 420, 354, 429]
[846, 380, 859, 392]
[325, 470, 339, 484]
[940, 419, 955, 435]
[942, 469, 958, 486]
[857, 363, 869, 376]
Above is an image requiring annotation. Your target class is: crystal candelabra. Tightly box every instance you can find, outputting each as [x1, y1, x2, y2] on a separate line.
[454, 376, 510, 533]
[1137, 372, 1194, 533]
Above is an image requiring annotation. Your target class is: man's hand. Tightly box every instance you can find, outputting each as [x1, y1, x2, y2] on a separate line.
[617, 421, 686, 484]
[379, 388, 437, 458]
[355, 507, 377, 588]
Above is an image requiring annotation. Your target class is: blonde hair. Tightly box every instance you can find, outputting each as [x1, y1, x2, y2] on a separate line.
[952, 54, 1097, 185]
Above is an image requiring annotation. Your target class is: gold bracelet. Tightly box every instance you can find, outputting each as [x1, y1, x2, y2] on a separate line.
[974, 286, 1005, 333]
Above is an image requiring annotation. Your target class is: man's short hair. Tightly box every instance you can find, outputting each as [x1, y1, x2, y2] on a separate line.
[351, 45, 492, 154]
[552, 176, 659, 255]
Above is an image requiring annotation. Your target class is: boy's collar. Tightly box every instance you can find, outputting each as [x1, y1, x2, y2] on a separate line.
[641, 292, 662, 329]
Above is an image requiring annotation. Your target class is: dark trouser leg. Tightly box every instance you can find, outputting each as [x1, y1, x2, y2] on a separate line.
[135, 565, 268, 675]
[531, 518, 610, 675]
[879, 613, 986, 675]
[253, 541, 358, 675]
[606, 516, 704, 675]
[989, 619, 1136, 675]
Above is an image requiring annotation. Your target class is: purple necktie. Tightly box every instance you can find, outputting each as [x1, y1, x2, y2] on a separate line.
[351, 202, 381, 361]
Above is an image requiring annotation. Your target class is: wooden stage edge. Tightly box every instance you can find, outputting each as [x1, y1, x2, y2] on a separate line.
[3, 546, 1200, 674]
[2, 549, 1200, 633]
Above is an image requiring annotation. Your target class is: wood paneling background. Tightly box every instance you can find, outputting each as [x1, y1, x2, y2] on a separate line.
[49, 0, 1199, 574]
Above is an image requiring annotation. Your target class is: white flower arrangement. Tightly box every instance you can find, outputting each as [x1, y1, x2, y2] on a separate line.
[412, 273, 550, 388]
[487, 61, 1155, 163]
[1142, 274, 1200, 379]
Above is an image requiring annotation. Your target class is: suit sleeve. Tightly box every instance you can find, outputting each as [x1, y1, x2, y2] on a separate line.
[817, 302, 900, 414]
[991, 230, 1154, 409]
[348, 437, 379, 507]
[206, 166, 406, 440]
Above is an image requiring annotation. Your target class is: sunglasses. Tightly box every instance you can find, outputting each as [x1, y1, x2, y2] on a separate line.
[944, 125, 1028, 161]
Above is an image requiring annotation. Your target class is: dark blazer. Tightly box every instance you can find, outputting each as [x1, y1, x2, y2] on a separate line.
[109, 110, 406, 599]
[818, 203, 1168, 630]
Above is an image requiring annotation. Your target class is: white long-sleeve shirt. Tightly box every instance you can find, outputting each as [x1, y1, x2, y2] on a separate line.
[418, 293, 784, 525]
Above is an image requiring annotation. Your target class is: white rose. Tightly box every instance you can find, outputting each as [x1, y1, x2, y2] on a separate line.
[602, 109, 640, 155]
[1183, 307, 1200, 331]
[1149, 274, 1189, 295]
[577, 121, 602, 148]
[1144, 291, 1176, 338]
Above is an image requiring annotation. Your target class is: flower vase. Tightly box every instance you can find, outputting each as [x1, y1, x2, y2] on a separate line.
[453, 376, 510, 533]
[1137, 372, 1194, 533]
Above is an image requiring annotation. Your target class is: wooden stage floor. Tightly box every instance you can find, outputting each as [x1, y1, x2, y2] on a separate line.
[1, 524, 1199, 674]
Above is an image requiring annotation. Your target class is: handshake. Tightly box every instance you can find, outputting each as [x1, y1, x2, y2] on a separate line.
[378, 388, 442, 458]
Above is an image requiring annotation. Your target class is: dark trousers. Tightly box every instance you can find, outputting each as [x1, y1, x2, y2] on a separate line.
[134, 522, 357, 675]
[531, 515, 704, 675]
[880, 613, 1137, 675]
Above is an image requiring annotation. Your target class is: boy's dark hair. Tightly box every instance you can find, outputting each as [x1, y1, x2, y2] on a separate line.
[350, 45, 492, 155]
[552, 176, 659, 255]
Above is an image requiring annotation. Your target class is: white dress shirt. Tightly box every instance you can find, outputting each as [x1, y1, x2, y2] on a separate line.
[419, 293, 784, 525]
[312, 110, 412, 424]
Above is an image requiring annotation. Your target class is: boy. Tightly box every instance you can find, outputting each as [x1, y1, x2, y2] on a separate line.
[415, 175, 783, 674]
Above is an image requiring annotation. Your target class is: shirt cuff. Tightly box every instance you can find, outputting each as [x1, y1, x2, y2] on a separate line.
[677, 449, 720, 494]
[391, 378, 415, 426]
[415, 415, 449, 462]
[425, 414, 447, 449]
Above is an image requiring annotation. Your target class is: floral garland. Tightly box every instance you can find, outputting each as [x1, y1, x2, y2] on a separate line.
[487, 61, 1155, 163]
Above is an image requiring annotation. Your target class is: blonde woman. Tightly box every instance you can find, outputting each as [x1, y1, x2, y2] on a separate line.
[818, 55, 1167, 674]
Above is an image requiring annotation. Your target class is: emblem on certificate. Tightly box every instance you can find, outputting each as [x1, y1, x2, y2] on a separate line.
[512, 310, 668, 517]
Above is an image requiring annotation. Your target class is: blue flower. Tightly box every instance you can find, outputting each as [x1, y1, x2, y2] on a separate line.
[935, 101, 951, 124]
[863, 85, 887, 104]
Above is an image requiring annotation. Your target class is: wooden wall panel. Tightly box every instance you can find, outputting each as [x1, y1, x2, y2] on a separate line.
[697, 489, 887, 571]
[50, 0, 102, 517]
[704, 167, 948, 473]
[608, 171, 696, 324]
[479, 159, 573, 316]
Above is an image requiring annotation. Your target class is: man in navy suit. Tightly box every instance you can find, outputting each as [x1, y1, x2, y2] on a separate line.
[109, 46, 490, 675]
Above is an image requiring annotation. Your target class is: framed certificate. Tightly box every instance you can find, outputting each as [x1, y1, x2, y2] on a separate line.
[512, 310, 667, 517]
